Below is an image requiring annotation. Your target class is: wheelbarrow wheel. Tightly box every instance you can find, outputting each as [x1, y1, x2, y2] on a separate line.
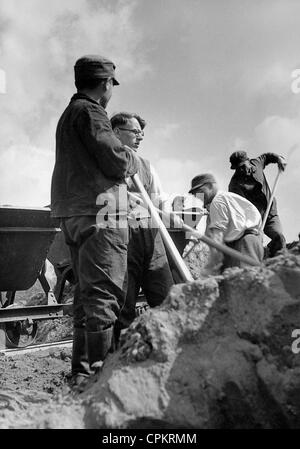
[5, 318, 38, 348]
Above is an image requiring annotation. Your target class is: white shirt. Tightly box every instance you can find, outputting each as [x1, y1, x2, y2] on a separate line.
[207, 190, 261, 242]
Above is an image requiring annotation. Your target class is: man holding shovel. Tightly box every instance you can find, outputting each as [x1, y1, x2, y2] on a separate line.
[228, 151, 286, 257]
[189, 173, 264, 273]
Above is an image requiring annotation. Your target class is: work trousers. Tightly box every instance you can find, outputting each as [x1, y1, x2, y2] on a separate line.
[60, 216, 128, 332]
[116, 222, 174, 330]
[223, 232, 264, 269]
[264, 212, 286, 256]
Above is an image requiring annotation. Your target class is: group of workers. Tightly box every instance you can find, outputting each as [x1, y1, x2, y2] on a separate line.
[50, 55, 286, 389]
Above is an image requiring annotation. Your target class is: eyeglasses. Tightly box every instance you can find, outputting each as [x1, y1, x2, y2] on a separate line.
[117, 127, 144, 136]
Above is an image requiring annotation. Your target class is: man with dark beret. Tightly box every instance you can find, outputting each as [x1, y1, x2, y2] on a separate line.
[228, 151, 286, 257]
[51, 55, 139, 387]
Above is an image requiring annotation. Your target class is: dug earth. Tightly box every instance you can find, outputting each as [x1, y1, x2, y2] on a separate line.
[0, 245, 300, 429]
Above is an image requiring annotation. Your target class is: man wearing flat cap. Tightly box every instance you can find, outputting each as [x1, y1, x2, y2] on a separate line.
[51, 55, 139, 387]
[189, 173, 264, 272]
[228, 150, 286, 257]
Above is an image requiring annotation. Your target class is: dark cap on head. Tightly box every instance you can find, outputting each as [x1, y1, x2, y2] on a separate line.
[74, 55, 119, 85]
[229, 150, 249, 170]
[188, 173, 216, 194]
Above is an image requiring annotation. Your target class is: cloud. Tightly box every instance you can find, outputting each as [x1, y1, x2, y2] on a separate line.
[0, 0, 148, 206]
[0, 69, 6, 93]
[252, 113, 300, 241]
[155, 157, 198, 197]
[0, 144, 54, 206]
[231, 137, 249, 151]
[239, 63, 293, 98]
[253, 114, 300, 161]
[153, 123, 180, 140]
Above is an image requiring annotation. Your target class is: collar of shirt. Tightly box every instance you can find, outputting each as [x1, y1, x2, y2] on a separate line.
[70, 93, 100, 106]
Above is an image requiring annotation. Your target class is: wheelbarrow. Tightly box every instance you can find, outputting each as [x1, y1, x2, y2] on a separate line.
[0, 206, 63, 349]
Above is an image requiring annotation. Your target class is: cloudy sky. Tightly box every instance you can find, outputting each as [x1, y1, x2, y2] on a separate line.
[0, 0, 300, 242]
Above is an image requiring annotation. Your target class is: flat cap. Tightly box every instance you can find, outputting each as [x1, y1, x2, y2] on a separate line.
[188, 173, 216, 194]
[74, 55, 119, 85]
[229, 150, 249, 170]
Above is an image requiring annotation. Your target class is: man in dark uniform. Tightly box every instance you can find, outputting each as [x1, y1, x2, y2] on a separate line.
[110, 112, 174, 342]
[228, 151, 286, 257]
[51, 56, 138, 386]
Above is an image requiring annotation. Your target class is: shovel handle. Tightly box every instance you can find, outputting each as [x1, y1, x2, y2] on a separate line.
[157, 209, 261, 267]
[132, 174, 194, 282]
[181, 224, 260, 266]
[260, 168, 281, 231]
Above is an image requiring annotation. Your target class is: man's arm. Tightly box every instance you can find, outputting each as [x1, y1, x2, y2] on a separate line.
[77, 105, 138, 179]
[257, 153, 286, 171]
[203, 228, 224, 274]
[202, 198, 229, 275]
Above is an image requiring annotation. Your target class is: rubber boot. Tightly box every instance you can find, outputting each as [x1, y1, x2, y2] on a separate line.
[71, 328, 91, 386]
[87, 326, 114, 372]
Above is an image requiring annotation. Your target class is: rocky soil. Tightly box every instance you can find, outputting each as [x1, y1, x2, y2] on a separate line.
[0, 244, 299, 429]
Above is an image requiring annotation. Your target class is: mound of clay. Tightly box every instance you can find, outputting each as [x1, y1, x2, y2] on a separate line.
[2, 251, 300, 429]
[80, 252, 300, 429]
[183, 240, 210, 279]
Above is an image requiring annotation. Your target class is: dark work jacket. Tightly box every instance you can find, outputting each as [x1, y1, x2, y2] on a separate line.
[228, 153, 280, 218]
[51, 93, 138, 218]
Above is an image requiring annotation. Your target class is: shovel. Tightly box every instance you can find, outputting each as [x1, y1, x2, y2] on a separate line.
[132, 174, 194, 282]
[132, 174, 260, 281]
[260, 167, 282, 231]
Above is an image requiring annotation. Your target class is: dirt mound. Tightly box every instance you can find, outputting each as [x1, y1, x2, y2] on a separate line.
[0, 347, 82, 429]
[79, 252, 300, 429]
[0, 348, 71, 393]
[183, 240, 210, 279]
[1, 251, 299, 428]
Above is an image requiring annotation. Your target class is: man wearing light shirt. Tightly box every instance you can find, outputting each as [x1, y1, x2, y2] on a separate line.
[110, 112, 174, 341]
[189, 173, 264, 273]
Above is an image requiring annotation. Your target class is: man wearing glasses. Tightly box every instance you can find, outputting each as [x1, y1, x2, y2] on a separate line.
[110, 112, 174, 343]
[51, 56, 139, 387]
